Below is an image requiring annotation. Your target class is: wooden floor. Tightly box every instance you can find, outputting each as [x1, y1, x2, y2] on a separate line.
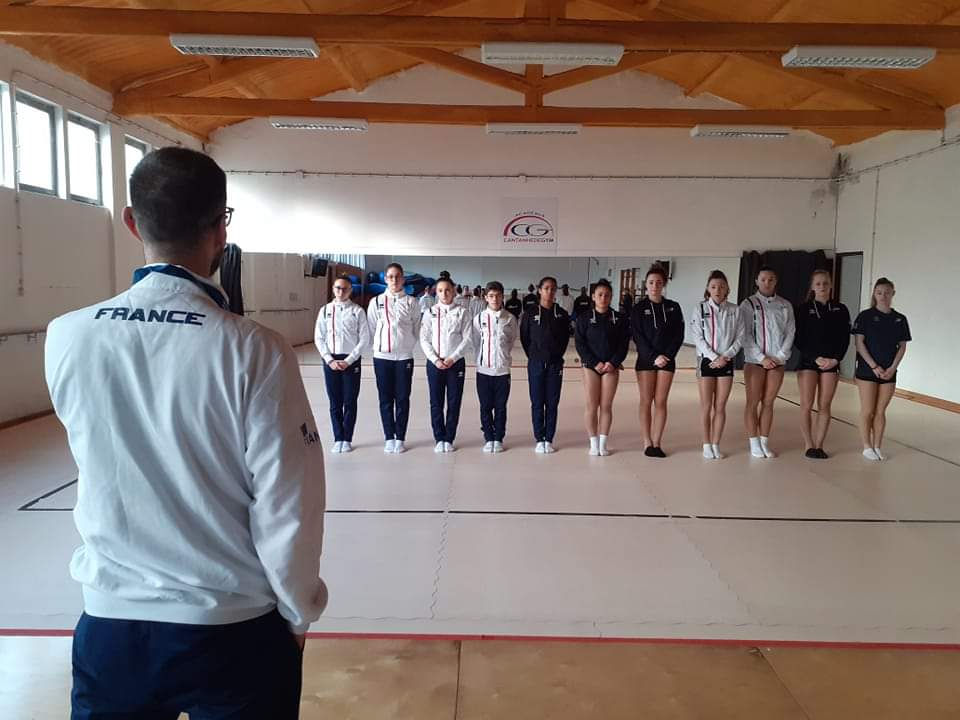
[3, 635, 960, 719]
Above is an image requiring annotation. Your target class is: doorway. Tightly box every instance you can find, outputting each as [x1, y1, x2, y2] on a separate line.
[835, 252, 863, 379]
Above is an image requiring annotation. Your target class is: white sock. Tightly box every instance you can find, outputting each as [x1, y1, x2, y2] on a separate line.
[590, 436, 598, 449]
[598, 435, 609, 456]
[703, 443, 715, 459]
[749, 436, 765, 458]
[711, 443, 724, 460]
[760, 436, 776, 458]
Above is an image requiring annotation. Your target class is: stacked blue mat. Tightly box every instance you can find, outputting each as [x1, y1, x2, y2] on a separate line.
[364, 271, 436, 296]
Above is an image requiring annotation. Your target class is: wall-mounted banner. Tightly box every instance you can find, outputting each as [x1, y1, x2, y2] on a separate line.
[500, 198, 558, 254]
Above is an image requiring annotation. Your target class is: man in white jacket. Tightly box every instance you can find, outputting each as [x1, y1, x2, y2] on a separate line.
[45, 147, 326, 719]
[315, 275, 371, 453]
[473, 281, 518, 452]
[367, 263, 421, 453]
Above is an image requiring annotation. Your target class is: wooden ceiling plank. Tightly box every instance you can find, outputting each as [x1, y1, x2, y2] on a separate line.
[5, 9, 960, 51]
[540, 50, 671, 93]
[686, 55, 728, 96]
[739, 53, 935, 111]
[525, 63, 543, 106]
[387, 45, 531, 92]
[119, 57, 284, 100]
[326, 45, 369, 91]
[112, 95, 945, 130]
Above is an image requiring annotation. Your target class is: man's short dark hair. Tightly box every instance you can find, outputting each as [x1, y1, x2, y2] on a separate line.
[129, 147, 226, 249]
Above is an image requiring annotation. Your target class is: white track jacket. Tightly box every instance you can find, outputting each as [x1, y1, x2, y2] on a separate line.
[420, 301, 473, 364]
[473, 307, 518, 376]
[690, 298, 744, 362]
[315, 299, 369, 365]
[44, 265, 327, 634]
[739, 292, 795, 365]
[367, 290, 421, 361]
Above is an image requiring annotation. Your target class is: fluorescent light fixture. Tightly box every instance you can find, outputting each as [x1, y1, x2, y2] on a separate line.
[482, 42, 624, 67]
[170, 34, 321, 58]
[486, 123, 582, 136]
[781, 45, 935, 70]
[269, 117, 368, 131]
[690, 124, 791, 139]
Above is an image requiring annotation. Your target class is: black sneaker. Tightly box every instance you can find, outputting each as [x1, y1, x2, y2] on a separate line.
[644, 446, 658, 457]
[653, 447, 667, 458]
[805, 448, 819, 459]
[816, 448, 829, 459]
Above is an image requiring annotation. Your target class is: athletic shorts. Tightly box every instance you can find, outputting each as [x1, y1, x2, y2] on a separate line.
[746, 362, 784, 372]
[697, 357, 734, 378]
[635, 358, 676, 373]
[855, 367, 897, 384]
[798, 358, 840, 374]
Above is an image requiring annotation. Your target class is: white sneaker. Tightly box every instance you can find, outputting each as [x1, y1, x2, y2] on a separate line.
[749, 437, 765, 458]
[331, 441, 343, 454]
[589, 445, 600, 456]
[703, 443, 715, 459]
[760, 437, 777, 459]
[598, 435, 609, 456]
[492, 441, 504, 453]
[443, 442, 455, 453]
[535, 441, 546, 453]
[435, 441, 446, 454]
[384, 439, 396, 453]
[393, 440, 406, 454]
[875, 447, 885, 461]
[598, 445, 610, 457]
[482, 441, 494, 453]
[543, 442, 556, 454]
[711, 444, 724, 460]
[340, 441, 353, 453]
[863, 447, 881, 461]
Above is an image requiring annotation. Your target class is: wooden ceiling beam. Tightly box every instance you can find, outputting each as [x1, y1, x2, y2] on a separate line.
[525, 64, 543, 106]
[5, 8, 960, 51]
[539, 50, 670, 94]
[387, 46, 531, 93]
[112, 96, 944, 130]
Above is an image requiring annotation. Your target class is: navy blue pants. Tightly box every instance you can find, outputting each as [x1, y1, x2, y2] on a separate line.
[71, 610, 302, 720]
[477, 373, 511, 442]
[373, 358, 414, 440]
[426, 358, 466, 443]
[322, 354, 362, 442]
[528, 359, 564, 442]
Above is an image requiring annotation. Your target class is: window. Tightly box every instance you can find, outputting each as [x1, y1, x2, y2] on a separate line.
[67, 113, 102, 204]
[0, 83, 11, 187]
[124, 137, 148, 199]
[15, 92, 57, 195]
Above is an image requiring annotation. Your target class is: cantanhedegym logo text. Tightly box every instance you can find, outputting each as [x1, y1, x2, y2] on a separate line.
[503, 212, 556, 245]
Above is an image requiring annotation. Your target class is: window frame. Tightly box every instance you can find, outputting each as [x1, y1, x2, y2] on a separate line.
[14, 91, 58, 197]
[66, 111, 103, 206]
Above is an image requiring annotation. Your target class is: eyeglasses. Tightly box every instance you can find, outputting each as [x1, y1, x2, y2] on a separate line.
[212, 207, 234, 228]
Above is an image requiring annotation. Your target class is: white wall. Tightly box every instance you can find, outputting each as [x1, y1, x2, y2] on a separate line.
[835, 106, 960, 402]
[0, 42, 200, 424]
[213, 59, 837, 258]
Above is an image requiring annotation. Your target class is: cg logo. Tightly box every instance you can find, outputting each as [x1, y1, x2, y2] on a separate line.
[504, 214, 554, 239]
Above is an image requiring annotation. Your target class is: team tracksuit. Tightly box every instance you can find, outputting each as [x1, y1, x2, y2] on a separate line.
[420, 300, 472, 445]
[739, 292, 795, 366]
[690, 298, 743, 378]
[520, 303, 571, 443]
[315, 299, 370, 443]
[368, 290, 421, 442]
[474, 307, 519, 443]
